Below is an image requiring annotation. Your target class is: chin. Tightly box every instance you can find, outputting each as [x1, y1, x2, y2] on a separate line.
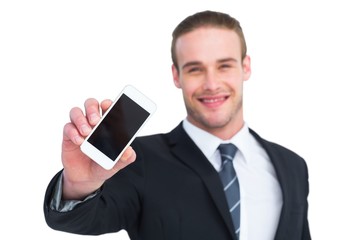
[202, 118, 230, 129]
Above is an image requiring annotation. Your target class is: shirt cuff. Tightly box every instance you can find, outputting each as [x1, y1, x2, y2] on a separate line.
[49, 172, 100, 212]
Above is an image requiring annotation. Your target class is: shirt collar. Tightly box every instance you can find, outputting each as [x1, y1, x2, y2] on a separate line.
[182, 118, 252, 162]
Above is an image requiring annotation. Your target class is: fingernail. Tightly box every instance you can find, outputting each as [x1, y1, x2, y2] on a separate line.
[81, 124, 91, 135]
[89, 113, 100, 125]
[74, 135, 84, 145]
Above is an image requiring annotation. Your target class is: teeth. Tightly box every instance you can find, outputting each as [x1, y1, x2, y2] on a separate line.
[202, 97, 224, 103]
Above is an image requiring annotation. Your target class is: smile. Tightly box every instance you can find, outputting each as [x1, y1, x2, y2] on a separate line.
[198, 95, 229, 108]
[200, 97, 227, 103]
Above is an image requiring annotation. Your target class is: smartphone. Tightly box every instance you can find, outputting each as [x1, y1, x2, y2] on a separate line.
[80, 85, 157, 170]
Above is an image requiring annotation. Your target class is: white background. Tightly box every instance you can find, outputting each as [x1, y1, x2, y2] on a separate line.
[1, 0, 359, 239]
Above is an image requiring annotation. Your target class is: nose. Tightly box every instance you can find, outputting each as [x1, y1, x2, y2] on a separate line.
[203, 69, 220, 91]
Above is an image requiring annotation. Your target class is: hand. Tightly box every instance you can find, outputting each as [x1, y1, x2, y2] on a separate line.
[61, 98, 136, 200]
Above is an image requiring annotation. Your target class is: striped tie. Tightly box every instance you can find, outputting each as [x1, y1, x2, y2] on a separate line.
[218, 143, 240, 239]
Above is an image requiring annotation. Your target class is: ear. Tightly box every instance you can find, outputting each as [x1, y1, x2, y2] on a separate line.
[242, 55, 252, 81]
[172, 64, 181, 88]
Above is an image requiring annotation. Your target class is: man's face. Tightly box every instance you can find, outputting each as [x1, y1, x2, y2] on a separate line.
[172, 27, 251, 139]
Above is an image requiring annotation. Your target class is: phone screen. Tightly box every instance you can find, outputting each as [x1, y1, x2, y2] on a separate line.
[87, 94, 150, 161]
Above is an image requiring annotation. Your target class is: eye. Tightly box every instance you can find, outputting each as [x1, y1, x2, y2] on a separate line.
[219, 64, 231, 69]
[188, 67, 202, 74]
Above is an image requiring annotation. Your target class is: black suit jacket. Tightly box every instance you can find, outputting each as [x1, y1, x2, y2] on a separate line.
[44, 122, 311, 240]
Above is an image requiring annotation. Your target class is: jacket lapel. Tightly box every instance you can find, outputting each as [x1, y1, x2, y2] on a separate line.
[167, 123, 237, 240]
[249, 129, 290, 240]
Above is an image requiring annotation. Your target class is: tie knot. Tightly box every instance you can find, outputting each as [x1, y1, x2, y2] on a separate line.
[218, 143, 237, 163]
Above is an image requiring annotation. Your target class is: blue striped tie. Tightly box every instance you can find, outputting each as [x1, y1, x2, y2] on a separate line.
[218, 143, 240, 239]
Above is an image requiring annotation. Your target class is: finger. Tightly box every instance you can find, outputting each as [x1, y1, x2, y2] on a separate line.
[84, 98, 101, 126]
[100, 99, 112, 115]
[69, 106, 92, 137]
[63, 122, 84, 145]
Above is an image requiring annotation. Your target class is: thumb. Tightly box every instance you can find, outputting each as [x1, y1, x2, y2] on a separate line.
[111, 146, 137, 172]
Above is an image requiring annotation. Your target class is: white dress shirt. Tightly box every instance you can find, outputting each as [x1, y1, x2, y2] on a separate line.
[183, 119, 283, 240]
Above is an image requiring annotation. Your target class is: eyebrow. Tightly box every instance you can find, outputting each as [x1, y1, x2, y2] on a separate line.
[181, 58, 238, 70]
[218, 57, 238, 64]
[181, 61, 202, 70]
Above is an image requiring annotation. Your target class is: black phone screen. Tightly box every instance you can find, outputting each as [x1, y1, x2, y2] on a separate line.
[87, 94, 150, 161]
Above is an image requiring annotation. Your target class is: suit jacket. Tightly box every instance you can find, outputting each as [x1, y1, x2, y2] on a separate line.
[44, 122, 311, 240]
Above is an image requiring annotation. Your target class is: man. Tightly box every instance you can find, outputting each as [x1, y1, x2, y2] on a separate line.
[44, 10, 311, 240]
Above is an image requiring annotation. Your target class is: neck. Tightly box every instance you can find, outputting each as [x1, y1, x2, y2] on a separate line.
[187, 117, 245, 140]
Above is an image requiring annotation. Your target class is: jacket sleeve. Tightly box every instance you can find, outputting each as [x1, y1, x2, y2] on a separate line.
[43, 157, 145, 236]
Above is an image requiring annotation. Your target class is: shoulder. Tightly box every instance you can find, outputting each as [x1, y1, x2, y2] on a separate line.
[132, 133, 168, 153]
[249, 128, 308, 169]
[132, 122, 188, 151]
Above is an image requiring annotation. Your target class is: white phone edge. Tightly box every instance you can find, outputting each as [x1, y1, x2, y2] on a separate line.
[80, 84, 157, 170]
